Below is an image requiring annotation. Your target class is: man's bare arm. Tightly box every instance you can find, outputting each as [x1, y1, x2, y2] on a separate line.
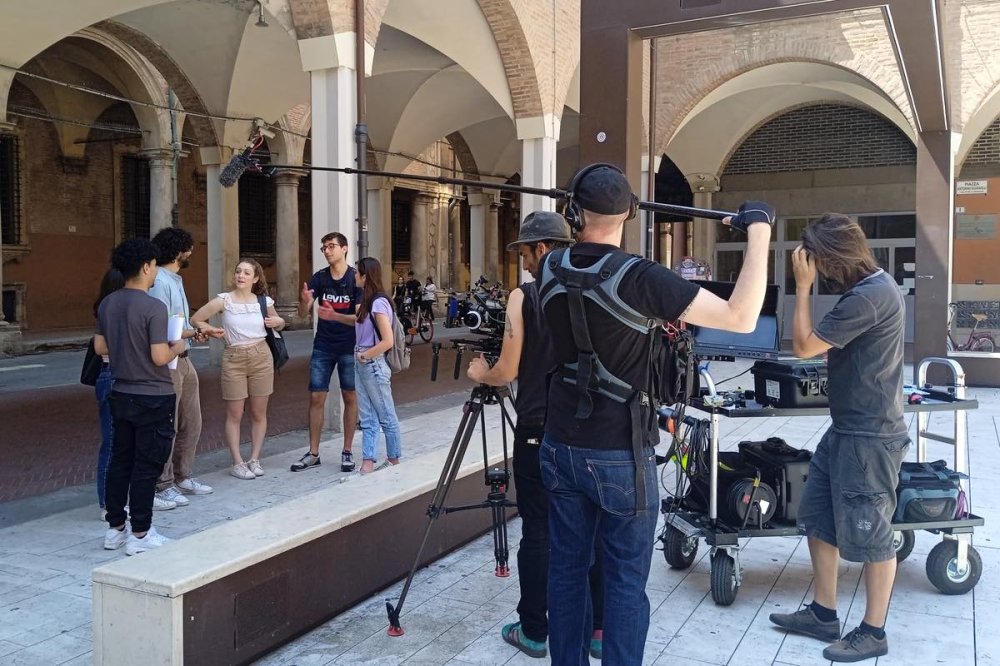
[467, 288, 524, 386]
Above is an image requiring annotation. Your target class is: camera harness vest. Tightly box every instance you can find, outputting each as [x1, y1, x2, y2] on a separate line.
[538, 247, 662, 512]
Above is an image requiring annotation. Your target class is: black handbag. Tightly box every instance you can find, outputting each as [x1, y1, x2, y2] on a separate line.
[80, 337, 103, 386]
[257, 295, 289, 370]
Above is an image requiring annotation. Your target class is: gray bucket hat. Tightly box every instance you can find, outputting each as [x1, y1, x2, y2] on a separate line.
[506, 211, 574, 251]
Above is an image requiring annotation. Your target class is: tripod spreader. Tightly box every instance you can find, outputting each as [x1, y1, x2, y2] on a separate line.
[386, 383, 517, 636]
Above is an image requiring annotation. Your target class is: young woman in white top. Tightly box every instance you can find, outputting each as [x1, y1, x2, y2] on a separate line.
[191, 259, 285, 480]
[354, 257, 403, 474]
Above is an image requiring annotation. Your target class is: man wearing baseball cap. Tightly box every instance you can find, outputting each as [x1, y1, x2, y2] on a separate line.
[537, 164, 775, 664]
[468, 211, 605, 660]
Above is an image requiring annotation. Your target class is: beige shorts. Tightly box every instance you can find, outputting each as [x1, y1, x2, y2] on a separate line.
[221, 340, 274, 400]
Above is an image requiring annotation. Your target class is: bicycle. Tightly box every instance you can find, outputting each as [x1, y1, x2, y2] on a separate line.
[399, 297, 434, 345]
[946, 302, 996, 352]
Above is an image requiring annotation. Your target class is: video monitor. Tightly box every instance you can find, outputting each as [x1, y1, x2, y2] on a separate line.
[688, 281, 781, 360]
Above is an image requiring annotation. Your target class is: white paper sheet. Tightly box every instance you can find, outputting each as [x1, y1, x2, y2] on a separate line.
[167, 315, 185, 370]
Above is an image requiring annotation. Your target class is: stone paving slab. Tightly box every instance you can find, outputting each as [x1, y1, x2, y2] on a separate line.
[0, 362, 996, 665]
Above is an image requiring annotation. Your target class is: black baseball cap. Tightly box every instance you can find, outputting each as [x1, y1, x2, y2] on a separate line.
[573, 166, 634, 215]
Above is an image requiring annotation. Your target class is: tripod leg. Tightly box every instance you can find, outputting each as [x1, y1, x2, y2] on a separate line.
[492, 489, 511, 577]
[386, 399, 485, 636]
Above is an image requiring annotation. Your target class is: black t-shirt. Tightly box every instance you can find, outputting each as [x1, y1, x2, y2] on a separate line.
[405, 279, 422, 300]
[813, 270, 907, 436]
[543, 243, 700, 450]
[514, 282, 550, 432]
[308, 267, 360, 355]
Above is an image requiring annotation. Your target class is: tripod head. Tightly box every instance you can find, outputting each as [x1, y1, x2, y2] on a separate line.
[431, 338, 503, 381]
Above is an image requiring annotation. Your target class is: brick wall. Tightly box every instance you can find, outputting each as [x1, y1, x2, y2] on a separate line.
[723, 104, 915, 175]
[964, 117, 1000, 166]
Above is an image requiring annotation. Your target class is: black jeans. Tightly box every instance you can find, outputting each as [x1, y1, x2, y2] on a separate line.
[514, 437, 604, 643]
[105, 391, 176, 533]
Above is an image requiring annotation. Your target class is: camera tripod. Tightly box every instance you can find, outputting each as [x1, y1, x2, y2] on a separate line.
[385, 383, 517, 636]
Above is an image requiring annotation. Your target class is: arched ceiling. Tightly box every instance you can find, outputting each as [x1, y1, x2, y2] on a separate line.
[665, 62, 913, 179]
[958, 82, 1000, 170]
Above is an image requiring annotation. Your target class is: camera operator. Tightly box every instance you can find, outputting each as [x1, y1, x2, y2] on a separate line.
[769, 214, 908, 663]
[467, 212, 605, 660]
[538, 164, 774, 664]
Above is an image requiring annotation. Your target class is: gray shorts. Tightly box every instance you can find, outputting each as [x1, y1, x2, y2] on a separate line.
[797, 428, 910, 563]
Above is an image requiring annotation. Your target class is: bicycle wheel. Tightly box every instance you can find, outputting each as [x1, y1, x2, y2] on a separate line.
[419, 317, 434, 343]
[401, 316, 415, 346]
[971, 337, 995, 353]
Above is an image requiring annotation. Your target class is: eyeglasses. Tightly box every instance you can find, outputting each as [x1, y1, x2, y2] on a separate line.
[320, 243, 344, 252]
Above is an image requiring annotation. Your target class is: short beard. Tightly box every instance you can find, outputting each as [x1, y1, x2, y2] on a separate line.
[180, 259, 190, 270]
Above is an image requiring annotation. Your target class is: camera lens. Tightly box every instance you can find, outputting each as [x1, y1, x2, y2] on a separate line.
[463, 311, 483, 329]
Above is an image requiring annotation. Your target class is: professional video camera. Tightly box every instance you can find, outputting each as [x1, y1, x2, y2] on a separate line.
[456, 275, 507, 338]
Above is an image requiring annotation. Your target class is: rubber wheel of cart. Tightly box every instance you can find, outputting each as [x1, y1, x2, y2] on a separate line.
[925, 541, 982, 595]
[710, 551, 738, 606]
[663, 527, 698, 570]
[893, 530, 915, 563]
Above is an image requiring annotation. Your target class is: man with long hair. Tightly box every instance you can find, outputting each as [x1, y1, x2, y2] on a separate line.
[295, 232, 360, 473]
[770, 213, 908, 662]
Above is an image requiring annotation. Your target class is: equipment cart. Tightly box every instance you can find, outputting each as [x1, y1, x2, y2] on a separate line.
[658, 357, 983, 606]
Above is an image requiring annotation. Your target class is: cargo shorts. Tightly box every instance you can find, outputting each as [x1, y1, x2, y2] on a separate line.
[797, 428, 910, 563]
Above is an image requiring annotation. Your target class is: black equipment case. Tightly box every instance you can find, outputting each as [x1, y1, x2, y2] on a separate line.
[738, 438, 811, 523]
[752, 359, 829, 409]
[895, 460, 967, 523]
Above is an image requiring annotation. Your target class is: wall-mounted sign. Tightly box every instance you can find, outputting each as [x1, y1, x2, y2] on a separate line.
[956, 180, 988, 195]
[956, 206, 966, 214]
[956, 214, 997, 239]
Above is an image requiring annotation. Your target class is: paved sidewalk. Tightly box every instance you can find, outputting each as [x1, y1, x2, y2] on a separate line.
[0, 362, 996, 665]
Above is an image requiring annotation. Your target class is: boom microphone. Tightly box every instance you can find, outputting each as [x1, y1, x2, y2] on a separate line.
[218, 148, 257, 187]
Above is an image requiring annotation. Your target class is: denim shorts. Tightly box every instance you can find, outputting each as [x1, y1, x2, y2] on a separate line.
[309, 347, 356, 392]
[797, 428, 910, 563]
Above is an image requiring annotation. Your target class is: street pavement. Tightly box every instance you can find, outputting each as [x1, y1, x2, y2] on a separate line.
[0, 360, 997, 665]
[0, 326, 477, 503]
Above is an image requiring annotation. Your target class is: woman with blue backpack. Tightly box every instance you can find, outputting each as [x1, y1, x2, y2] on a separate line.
[353, 257, 404, 474]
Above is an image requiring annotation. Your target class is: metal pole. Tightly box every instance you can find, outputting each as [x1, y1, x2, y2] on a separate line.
[355, 0, 369, 258]
[168, 89, 179, 226]
[646, 38, 656, 261]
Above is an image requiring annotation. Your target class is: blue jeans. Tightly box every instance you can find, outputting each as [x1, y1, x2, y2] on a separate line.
[95, 364, 113, 507]
[540, 437, 659, 666]
[309, 348, 356, 392]
[355, 356, 402, 462]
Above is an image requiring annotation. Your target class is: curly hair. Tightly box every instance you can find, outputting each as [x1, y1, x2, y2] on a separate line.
[152, 227, 194, 266]
[111, 238, 158, 280]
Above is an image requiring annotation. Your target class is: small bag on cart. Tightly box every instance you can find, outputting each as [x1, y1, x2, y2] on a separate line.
[895, 459, 968, 523]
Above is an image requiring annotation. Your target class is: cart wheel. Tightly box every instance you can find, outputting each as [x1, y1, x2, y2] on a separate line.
[926, 541, 982, 595]
[663, 527, 698, 570]
[710, 551, 739, 606]
[892, 530, 915, 563]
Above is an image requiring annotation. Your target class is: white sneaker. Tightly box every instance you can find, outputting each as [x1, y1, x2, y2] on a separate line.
[103, 524, 130, 550]
[125, 526, 172, 556]
[156, 487, 190, 507]
[152, 495, 177, 511]
[247, 459, 264, 477]
[230, 462, 256, 480]
[176, 478, 214, 495]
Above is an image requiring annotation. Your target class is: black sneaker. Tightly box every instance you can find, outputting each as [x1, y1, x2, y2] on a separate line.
[341, 450, 355, 472]
[823, 627, 888, 662]
[770, 606, 841, 642]
[290, 452, 321, 472]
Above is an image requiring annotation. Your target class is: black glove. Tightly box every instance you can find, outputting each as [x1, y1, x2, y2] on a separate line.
[729, 200, 775, 234]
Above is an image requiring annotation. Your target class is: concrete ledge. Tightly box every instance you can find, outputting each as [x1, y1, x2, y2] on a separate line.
[92, 445, 515, 666]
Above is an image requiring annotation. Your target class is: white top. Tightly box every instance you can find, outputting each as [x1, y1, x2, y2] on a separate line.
[218, 292, 273, 347]
[422, 284, 437, 302]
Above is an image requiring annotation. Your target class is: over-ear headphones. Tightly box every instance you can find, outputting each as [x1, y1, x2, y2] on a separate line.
[562, 163, 639, 232]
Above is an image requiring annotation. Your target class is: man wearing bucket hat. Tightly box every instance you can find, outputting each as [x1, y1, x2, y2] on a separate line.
[468, 211, 605, 660]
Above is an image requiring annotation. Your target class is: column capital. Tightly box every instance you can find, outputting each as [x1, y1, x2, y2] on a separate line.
[199, 146, 232, 167]
[0, 120, 17, 133]
[271, 168, 309, 184]
[141, 148, 174, 165]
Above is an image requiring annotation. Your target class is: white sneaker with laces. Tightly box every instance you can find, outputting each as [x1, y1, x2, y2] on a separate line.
[156, 487, 190, 507]
[176, 478, 214, 495]
[248, 459, 264, 477]
[103, 524, 130, 550]
[125, 526, 172, 556]
[152, 494, 177, 511]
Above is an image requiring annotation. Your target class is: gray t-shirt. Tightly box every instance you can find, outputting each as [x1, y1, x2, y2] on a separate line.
[813, 269, 906, 436]
[96, 288, 174, 396]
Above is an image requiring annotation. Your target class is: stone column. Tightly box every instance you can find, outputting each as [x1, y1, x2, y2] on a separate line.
[449, 197, 463, 289]
[144, 148, 174, 236]
[486, 197, 501, 282]
[273, 169, 306, 325]
[468, 192, 486, 284]
[519, 124, 558, 283]
[201, 146, 240, 365]
[410, 193, 431, 279]
[691, 191, 716, 268]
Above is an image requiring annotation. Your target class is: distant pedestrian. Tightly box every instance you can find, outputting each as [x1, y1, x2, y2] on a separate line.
[353, 257, 403, 474]
[92, 267, 124, 521]
[95, 239, 185, 556]
[421, 276, 437, 321]
[149, 227, 215, 510]
[191, 259, 284, 480]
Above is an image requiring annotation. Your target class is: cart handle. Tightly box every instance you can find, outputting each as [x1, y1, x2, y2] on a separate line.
[915, 357, 966, 400]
